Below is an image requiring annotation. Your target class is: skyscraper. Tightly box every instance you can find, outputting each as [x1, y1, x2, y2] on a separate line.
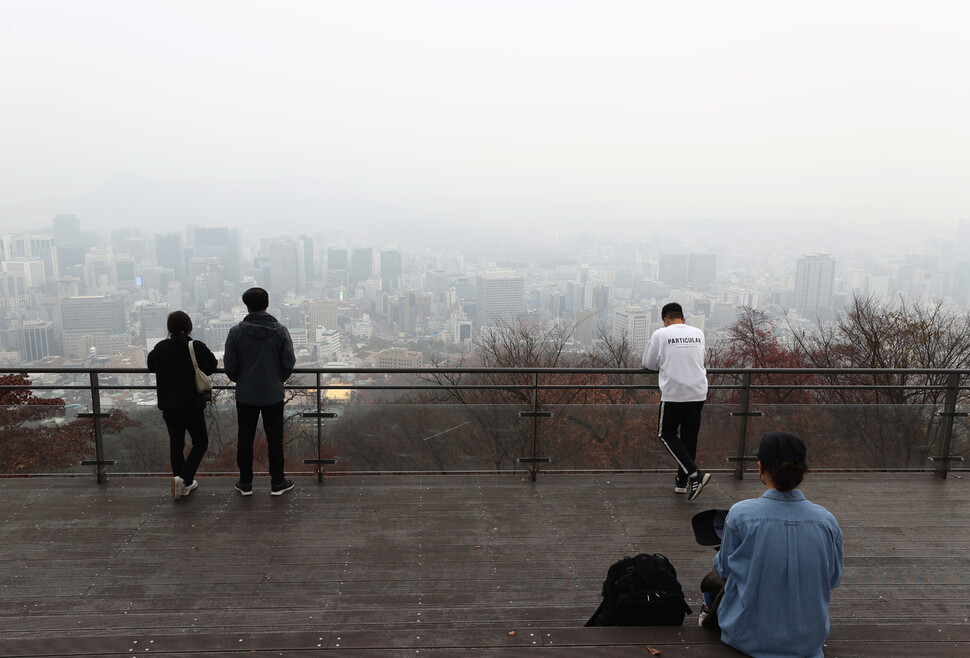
[380, 250, 403, 291]
[267, 239, 299, 297]
[612, 305, 651, 354]
[306, 300, 339, 343]
[60, 295, 127, 357]
[351, 248, 374, 287]
[327, 247, 349, 291]
[659, 254, 689, 288]
[794, 254, 836, 315]
[476, 271, 525, 328]
[688, 254, 717, 288]
[194, 227, 241, 285]
[20, 320, 56, 362]
[155, 233, 184, 282]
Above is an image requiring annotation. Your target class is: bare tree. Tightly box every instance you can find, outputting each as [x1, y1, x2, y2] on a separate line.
[792, 296, 970, 467]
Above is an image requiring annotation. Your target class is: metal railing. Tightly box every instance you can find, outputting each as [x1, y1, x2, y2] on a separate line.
[2, 366, 967, 483]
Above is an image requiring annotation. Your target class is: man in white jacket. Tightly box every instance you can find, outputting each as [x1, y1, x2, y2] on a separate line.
[642, 302, 710, 501]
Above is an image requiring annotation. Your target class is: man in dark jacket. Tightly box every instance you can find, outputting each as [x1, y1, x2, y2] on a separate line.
[224, 287, 297, 496]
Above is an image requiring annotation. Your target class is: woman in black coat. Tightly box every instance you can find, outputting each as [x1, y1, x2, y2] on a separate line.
[147, 311, 218, 500]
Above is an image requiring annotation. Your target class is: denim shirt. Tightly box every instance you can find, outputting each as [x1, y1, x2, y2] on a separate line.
[713, 489, 844, 658]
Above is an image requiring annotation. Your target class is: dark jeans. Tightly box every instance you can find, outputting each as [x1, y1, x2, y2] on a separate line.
[658, 400, 705, 480]
[236, 401, 286, 485]
[163, 408, 209, 486]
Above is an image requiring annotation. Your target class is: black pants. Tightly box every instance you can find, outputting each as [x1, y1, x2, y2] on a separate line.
[658, 400, 705, 480]
[163, 408, 209, 486]
[236, 401, 286, 485]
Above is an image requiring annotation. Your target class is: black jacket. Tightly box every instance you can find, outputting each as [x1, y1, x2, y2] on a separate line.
[224, 312, 295, 406]
[147, 337, 218, 410]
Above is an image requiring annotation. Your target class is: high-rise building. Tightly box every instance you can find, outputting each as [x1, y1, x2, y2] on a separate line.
[167, 281, 184, 310]
[659, 254, 689, 288]
[688, 254, 717, 288]
[476, 271, 525, 328]
[56, 244, 86, 274]
[328, 247, 349, 270]
[612, 305, 651, 354]
[203, 316, 237, 352]
[155, 233, 184, 281]
[298, 235, 314, 289]
[138, 302, 170, 344]
[380, 250, 403, 291]
[327, 247, 349, 291]
[2, 234, 58, 280]
[267, 239, 299, 297]
[306, 301, 339, 343]
[351, 248, 374, 287]
[194, 227, 241, 284]
[425, 270, 451, 295]
[60, 295, 128, 357]
[0, 269, 29, 312]
[794, 254, 836, 315]
[20, 320, 56, 362]
[2, 258, 45, 289]
[27, 236, 58, 280]
[316, 329, 341, 362]
[116, 256, 137, 289]
[381, 250, 403, 291]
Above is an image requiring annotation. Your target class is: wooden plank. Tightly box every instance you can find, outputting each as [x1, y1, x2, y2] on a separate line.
[0, 473, 968, 655]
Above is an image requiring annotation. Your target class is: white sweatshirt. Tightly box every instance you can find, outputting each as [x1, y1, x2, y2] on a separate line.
[642, 323, 708, 402]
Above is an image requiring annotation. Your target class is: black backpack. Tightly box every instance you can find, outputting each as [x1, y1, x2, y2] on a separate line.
[585, 553, 692, 626]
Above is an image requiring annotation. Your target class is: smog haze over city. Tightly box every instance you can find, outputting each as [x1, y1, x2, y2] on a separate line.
[3, 1, 970, 368]
[3, 1, 969, 244]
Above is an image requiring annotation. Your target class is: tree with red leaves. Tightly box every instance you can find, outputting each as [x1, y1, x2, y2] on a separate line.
[0, 373, 137, 474]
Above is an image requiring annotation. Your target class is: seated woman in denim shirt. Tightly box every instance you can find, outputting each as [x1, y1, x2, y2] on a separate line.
[701, 431, 843, 658]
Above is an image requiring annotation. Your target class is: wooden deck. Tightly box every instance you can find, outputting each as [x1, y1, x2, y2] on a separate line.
[1, 472, 968, 656]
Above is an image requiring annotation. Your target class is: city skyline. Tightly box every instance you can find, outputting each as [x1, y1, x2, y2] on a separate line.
[4, 211, 970, 369]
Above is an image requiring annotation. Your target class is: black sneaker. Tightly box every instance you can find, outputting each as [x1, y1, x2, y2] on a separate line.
[687, 471, 711, 502]
[270, 479, 294, 496]
[234, 481, 253, 497]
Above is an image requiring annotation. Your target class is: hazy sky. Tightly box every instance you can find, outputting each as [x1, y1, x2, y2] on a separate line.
[2, 0, 969, 236]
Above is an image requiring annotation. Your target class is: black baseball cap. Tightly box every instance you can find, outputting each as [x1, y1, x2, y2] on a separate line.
[692, 508, 728, 546]
[756, 431, 807, 468]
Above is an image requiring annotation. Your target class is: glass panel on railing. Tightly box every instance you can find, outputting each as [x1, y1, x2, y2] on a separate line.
[534, 403, 737, 471]
[0, 371, 96, 475]
[0, 402, 94, 475]
[952, 408, 970, 472]
[307, 403, 534, 473]
[745, 404, 944, 471]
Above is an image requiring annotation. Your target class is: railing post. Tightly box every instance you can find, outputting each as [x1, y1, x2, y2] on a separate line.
[934, 371, 962, 479]
[301, 371, 337, 483]
[727, 372, 761, 480]
[315, 372, 323, 482]
[530, 373, 539, 481]
[517, 371, 551, 482]
[90, 372, 107, 484]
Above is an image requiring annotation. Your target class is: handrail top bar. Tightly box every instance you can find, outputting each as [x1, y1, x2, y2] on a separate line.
[3, 366, 970, 376]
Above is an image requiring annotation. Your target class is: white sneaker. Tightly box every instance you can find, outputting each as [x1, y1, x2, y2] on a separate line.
[171, 476, 184, 500]
[182, 480, 198, 496]
[698, 604, 711, 627]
